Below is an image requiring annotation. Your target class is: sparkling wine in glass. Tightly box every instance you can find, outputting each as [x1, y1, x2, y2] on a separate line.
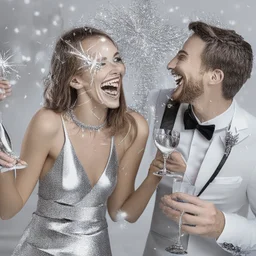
[0, 112, 27, 173]
[165, 179, 196, 255]
[153, 128, 180, 177]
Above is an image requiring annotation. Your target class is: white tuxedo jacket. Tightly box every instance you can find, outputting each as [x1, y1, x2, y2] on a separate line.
[143, 89, 256, 256]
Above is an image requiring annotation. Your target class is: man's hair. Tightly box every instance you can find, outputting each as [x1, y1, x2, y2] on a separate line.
[189, 21, 253, 99]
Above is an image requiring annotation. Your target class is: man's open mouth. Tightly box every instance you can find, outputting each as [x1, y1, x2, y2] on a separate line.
[101, 78, 120, 97]
[171, 71, 183, 90]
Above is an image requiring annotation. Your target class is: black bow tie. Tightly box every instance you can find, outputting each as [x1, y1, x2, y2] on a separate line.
[183, 105, 215, 140]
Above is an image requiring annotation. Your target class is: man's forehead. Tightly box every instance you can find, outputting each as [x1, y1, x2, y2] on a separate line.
[181, 34, 206, 55]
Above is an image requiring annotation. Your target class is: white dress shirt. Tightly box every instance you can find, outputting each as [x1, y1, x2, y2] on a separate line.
[178, 101, 235, 185]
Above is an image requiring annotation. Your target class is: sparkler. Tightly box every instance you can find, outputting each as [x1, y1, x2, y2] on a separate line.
[62, 38, 103, 86]
[0, 50, 20, 80]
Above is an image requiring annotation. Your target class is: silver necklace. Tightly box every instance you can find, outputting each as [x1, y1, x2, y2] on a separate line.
[67, 110, 107, 131]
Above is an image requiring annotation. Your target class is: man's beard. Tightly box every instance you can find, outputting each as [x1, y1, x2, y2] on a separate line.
[177, 77, 204, 104]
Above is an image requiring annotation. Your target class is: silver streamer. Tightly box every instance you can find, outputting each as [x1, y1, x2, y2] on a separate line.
[90, 0, 188, 117]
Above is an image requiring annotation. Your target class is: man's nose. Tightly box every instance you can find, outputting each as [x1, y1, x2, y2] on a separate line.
[167, 57, 177, 70]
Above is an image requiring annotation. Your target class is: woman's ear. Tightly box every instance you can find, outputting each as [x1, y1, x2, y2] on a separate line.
[209, 69, 224, 85]
[70, 77, 84, 90]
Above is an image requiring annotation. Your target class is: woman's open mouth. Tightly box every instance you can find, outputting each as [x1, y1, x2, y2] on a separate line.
[100, 77, 120, 98]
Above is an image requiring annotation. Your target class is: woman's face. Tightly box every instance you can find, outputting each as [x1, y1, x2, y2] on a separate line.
[76, 36, 125, 109]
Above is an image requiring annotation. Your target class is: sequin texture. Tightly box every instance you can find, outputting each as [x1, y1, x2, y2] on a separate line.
[12, 117, 118, 256]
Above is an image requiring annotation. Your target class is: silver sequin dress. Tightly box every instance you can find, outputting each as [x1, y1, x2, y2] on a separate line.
[12, 117, 118, 256]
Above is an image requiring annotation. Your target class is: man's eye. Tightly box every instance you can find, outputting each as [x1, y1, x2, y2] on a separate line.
[177, 55, 186, 61]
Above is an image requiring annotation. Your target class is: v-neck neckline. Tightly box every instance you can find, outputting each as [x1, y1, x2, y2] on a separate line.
[69, 136, 114, 190]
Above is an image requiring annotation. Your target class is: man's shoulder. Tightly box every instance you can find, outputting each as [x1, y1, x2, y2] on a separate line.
[235, 103, 256, 143]
[236, 103, 256, 126]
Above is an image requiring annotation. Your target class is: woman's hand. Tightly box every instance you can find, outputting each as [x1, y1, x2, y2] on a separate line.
[0, 151, 16, 170]
[0, 80, 12, 100]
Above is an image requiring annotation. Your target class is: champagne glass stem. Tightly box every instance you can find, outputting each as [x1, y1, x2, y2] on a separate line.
[163, 153, 168, 174]
[177, 211, 185, 245]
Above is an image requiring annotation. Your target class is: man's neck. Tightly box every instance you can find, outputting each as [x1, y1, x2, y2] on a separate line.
[191, 98, 233, 123]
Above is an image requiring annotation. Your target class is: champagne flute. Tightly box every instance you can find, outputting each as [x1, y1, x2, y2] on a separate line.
[165, 179, 196, 255]
[0, 112, 27, 173]
[153, 128, 181, 177]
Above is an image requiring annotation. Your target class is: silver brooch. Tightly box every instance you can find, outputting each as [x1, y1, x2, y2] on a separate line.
[220, 242, 248, 256]
[224, 130, 239, 155]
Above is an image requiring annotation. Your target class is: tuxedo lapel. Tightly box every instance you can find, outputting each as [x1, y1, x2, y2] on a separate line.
[229, 101, 249, 143]
[154, 89, 174, 129]
[195, 101, 249, 195]
[219, 101, 249, 146]
[173, 103, 188, 132]
[194, 135, 225, 195]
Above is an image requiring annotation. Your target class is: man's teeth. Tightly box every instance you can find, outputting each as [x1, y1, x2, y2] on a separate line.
[173, 74, 182, 82]
[172, 74, 183, 87]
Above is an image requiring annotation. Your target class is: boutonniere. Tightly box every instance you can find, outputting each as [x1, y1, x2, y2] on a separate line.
[224, 130, 239, 155]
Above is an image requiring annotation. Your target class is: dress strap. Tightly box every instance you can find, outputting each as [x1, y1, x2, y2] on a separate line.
[60, 115, 69, 141]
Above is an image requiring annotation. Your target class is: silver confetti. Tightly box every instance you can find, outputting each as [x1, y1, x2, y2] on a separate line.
[90, 0, 187, 117]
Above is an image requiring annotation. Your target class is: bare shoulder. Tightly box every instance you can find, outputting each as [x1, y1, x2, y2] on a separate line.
[127, 110, 149, 140]
[27, 108, 62, 138]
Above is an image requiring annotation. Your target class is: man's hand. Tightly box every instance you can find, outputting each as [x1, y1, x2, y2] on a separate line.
[160, 192, 225, 239]
[0, 80, 12, 100]
[149, 150, 186, 176]
[166, 151, 186, 173]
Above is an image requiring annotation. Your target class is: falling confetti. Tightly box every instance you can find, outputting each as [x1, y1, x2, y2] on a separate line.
[90, 0, 187, 116]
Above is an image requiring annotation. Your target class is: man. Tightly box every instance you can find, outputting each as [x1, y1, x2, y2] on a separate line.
[143, 21, 256, 256]
[0, 79, 16, 168]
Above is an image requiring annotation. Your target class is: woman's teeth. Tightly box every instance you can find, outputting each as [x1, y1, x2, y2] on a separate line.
[101, 78, 119, 96]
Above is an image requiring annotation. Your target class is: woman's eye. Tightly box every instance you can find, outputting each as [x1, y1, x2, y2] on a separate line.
[100, 62, 106, 66]
[114, 57, 123, 63]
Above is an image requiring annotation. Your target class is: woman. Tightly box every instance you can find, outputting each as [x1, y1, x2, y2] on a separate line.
[0, 27, 162, 255]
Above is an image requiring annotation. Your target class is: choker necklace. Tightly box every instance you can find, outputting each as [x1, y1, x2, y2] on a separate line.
[67, 110, 107, 131]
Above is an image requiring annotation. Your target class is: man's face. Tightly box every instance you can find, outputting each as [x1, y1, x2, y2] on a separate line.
[167, 35, 206, 103]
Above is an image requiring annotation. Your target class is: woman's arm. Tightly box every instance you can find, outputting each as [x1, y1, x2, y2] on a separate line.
[0, 108, 60, 219]
[107, 111, 161, 223]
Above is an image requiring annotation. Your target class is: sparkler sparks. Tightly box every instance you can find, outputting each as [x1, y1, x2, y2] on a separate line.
[0, 50, 20, 79]
[90, 0, 187, 116]
[62, 38, 103, 86]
